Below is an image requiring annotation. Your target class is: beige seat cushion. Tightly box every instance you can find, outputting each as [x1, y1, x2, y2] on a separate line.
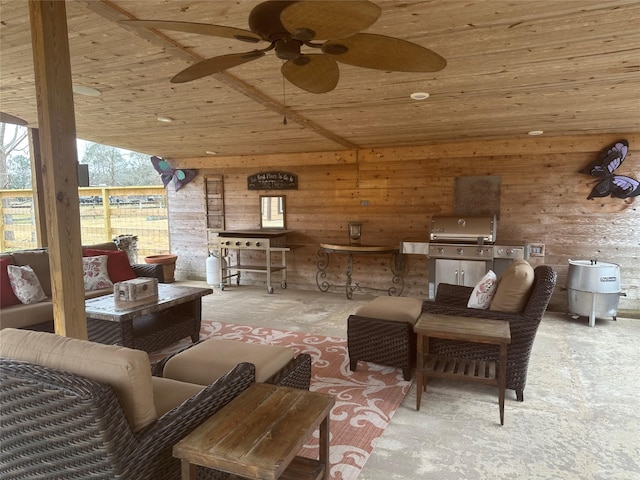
[0, 328, 156, 432]
[151, 376, 204, 417]
[163, 338, 294, 385]
[355, 296, 423, 325]
[0, 300, 53, 329]
[490, 259, 535, 313]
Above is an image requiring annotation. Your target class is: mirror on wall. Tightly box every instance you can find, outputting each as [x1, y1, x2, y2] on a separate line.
[260, 195, 285, 229]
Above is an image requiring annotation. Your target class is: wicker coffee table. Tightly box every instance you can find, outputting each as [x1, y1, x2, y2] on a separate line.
[85, 284, 212, 352]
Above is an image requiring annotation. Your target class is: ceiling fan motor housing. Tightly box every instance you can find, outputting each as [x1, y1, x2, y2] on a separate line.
[275, 38, 303, 60]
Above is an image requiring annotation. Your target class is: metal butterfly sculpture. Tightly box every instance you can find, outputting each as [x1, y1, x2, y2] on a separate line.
[151, 156, 197, 191]
[580, 140, 639, 200]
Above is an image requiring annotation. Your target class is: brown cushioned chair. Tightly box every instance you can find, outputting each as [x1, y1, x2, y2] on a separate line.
[0, 328, 254, 479]
[421, 265, 557, 401]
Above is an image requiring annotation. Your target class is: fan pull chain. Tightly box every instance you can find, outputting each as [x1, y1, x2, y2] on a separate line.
[282, 65, 287, 126]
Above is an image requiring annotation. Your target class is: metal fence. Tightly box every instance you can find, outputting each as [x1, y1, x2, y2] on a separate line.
[0, 186, 169, 258]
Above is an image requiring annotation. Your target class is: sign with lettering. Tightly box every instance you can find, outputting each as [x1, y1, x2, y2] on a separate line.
[247, 171, 298, 190]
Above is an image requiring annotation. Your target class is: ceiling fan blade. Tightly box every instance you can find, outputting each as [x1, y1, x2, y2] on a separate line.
[281, 55, 339, 94]
[322, 33, 447, 72]
[119, 20, 262, 43]
[0, 112, 28, 126]
[171, 51, 265, 83]
[280, 1, 381, 41]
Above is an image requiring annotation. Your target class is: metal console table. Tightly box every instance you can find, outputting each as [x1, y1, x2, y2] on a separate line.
[316, 243, 404, 299]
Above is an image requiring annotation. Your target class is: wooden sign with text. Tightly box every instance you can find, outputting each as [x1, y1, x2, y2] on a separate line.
[248, 171, 298, 190]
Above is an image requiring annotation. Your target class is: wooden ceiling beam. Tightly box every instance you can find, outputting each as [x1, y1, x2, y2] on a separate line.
[87, 0, 358, 151]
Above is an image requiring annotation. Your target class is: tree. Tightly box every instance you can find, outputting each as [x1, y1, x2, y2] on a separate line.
[1, 124, 162, 189]
[0, 123, 29, 189]
[81, 143, 161, 187]
[7, 154, 32, 189]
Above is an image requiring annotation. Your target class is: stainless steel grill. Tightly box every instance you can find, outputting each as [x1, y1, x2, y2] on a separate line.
[401, 215, 529, 299]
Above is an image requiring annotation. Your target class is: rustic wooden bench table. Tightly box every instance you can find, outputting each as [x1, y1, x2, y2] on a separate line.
[414, 313, 511, 425]
[173, 383, 335, 480]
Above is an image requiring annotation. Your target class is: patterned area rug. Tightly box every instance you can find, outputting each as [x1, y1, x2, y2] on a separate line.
[158, 320, 412, 480]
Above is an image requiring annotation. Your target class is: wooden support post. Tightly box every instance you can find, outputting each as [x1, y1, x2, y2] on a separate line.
[28, 128, 47, 248]
[28, 0, 87, 339]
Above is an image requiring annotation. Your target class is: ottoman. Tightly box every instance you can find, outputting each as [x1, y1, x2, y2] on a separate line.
[347, 296, 423, 381]
[156, 338, 312, 390]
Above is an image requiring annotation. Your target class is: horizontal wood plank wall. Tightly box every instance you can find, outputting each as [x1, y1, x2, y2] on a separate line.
[169, 134, 639, 316]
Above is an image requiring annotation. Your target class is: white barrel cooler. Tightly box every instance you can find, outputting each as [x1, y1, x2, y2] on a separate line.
[567, 259, 623, 327]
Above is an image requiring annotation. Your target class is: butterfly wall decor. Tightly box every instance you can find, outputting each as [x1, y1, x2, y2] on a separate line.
[151, 156, 197, 191]
[580, 140, 639, 200]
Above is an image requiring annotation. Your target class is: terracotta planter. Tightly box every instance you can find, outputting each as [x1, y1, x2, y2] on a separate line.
[145, 254, 178, 283]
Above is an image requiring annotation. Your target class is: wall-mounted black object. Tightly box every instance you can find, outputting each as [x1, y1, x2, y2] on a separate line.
[77, 163, 89, 187]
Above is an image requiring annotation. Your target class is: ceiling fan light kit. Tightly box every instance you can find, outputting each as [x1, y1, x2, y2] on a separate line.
[120, 0, 446, 94]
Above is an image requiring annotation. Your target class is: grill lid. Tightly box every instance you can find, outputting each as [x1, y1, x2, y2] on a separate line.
[430, 215, 497, 244]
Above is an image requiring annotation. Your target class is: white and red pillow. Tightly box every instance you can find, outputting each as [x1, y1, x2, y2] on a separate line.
[82, 255, 113, 291]
[83, 248, 136, 283]
[7, 264, 48, 305]
[467, 270, 498, 309]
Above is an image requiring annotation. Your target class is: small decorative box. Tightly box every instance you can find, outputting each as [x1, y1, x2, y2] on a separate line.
[114, 277, 158, 302]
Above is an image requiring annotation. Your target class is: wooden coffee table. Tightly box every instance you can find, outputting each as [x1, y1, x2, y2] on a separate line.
[414, 314, 511, 425]
[85, 284, 212, 353]
[174, 383, 335, 480]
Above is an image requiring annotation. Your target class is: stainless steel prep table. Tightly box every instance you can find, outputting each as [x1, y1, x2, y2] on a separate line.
[208, 229, 293, 294]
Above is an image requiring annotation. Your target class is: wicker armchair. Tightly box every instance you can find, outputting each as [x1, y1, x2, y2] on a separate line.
[0, 358, 254, 480]
[421, 265, 557, 402]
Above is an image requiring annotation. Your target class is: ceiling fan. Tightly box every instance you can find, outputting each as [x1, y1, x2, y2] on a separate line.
[120, 0, 446, 94]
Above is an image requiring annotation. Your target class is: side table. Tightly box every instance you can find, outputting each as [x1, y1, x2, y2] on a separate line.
[414, 314, 511, 425]
[173, 383, 335, 480]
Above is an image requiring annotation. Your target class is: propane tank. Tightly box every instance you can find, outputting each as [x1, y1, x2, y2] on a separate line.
[206, 253, 220, 287]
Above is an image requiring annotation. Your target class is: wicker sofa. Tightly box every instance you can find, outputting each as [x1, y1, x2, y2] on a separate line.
[0, 242, 163, 332]
[0, 328, 254, 480]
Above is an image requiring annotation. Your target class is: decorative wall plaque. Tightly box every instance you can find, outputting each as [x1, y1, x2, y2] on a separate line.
[580, 139, 639, 199]
[454, 176, 501, 218]
[248, 171, 298, 190]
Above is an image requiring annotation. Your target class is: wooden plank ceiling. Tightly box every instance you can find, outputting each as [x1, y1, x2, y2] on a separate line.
[1, 0, 639, 160]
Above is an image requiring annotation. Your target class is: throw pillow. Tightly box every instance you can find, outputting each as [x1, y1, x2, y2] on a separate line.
[490, 259, 535, 313]
[83, 255, 113, 291]
[84, 248, 136, 283]
[1, 257, 21, 307]
[467, 270, 498, 309]
[6, 265, 48, 305]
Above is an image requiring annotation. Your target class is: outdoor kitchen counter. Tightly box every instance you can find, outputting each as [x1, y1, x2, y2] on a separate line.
[316, 243, 403, 299]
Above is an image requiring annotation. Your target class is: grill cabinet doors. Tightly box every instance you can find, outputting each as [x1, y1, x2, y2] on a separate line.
[434, 259, 487, 291]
